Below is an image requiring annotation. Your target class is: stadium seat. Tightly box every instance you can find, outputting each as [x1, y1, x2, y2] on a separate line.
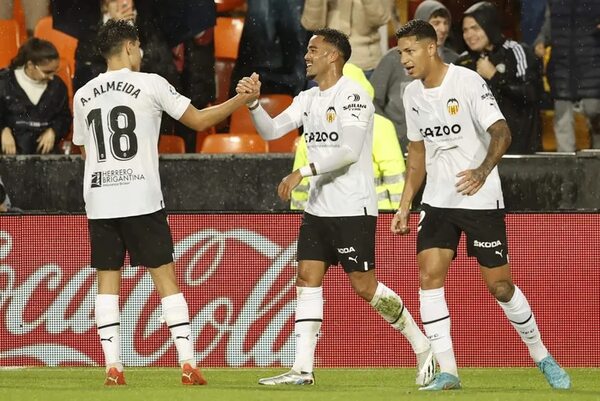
[214, 17, 244, 107]
[229, 94, 299, 152]
[13, 0, 27, 44]
[158, 135, 186, 154]
[540, 110, 591, 151]
[56, 58, 74, 110]
[195, 127, 216, 153]
[0, 19, 20, 68]
[200, 133, 268, 154]
[215, 0, 246, 13]
[215, 17, 243, 60]
[33, 16, 78, 75]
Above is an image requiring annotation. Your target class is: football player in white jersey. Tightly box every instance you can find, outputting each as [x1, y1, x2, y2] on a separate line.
[72, 20, 258, 386]
[390, 19, 570, 391]
[237, 28, 436, 387]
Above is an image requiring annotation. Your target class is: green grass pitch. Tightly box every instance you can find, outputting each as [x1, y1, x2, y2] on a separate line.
[1, 368, 599, 401]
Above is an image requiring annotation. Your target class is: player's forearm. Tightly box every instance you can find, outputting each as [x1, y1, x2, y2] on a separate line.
[190, 95, 246, 132]
[249, 105, 295, 140]
[299, 145, 361, 177]
[479, 119, 511, 176]
[398, 142, 425, 211]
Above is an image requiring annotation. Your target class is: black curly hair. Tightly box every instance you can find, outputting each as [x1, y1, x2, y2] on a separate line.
[97, 19, 139, 59]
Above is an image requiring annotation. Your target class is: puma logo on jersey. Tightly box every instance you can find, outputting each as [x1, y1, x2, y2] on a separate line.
[412, 107, 419, 115]
[351, 113, 360, 120]
[176, 335, 190, 341]
[100, 336, 114, 342]
[348, 256, 358, 263]
[495, 250, 504, 258]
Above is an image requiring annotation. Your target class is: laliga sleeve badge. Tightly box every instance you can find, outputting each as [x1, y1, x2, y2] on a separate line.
[495, 63, 506, 73]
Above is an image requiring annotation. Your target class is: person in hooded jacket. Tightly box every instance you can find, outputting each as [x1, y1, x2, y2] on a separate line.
[369, 0, 458, 151]
[455, 1, 542, 154]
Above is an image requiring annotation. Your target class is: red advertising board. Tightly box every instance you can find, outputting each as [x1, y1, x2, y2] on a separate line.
[0, 213, 598, 367]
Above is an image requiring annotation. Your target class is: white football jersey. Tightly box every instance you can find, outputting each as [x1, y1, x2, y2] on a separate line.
[403, 64, 505, 209]
[283, 76, 377, 217]
[73, 68, 190, 219]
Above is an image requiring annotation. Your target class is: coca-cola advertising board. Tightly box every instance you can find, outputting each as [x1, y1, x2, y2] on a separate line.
[0, 213, 598, 367]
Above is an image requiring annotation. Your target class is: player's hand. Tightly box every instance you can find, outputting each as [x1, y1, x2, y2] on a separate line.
[236, 73, 261, 103]
[456, 167, 488, 196]
[277, 169, 302, 202]
[1, 127, 16, 155]
[36, 128, 56, 154]
[390, 208, 410, 235]
[476, 56, 496, 80]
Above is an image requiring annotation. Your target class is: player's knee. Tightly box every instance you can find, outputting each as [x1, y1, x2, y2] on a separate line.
[487, 280, 514, 302]
[350, 280, 375, 301]
[419, 270, 445, 289]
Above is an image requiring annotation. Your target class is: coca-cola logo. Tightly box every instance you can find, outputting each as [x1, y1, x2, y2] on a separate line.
[0, 226, 299, 367]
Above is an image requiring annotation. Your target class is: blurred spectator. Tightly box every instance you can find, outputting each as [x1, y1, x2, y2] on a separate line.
[455, 1, 542, 154]
[291, 63, 405, 210]
[229, 0, 309, 97]
[0, 0, 49, 35]
[0, 38, 70, 155]
[301, 0, 393, 78]
[0, 176, 21, 213]
[534, 1, 600, 151]
[370, 1, 458, 151]
[66, 0, 215, 152]
[520, 0, 547, 46]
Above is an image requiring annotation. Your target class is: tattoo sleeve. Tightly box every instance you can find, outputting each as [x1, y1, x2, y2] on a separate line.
[480, 119, 511, 175]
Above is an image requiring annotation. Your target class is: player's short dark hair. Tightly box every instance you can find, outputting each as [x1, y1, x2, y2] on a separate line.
[313, 28, 352, 62]
[97, 19, 139, 59]
[395, 19, 437, 42]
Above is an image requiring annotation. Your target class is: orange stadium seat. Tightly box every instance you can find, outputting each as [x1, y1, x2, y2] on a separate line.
[33, 16, 78, 75]
[13, 0, 27, 44]
[0, 19, 20, 68]
[56, 58, 74, 110]
[229, 94, 299, 152]
[214, 17, 244, 107]
[200, 133, 267, 153]
[158, 135, 186, 154]
[215, 17, 243, 60]
[195, 127, 216, 152]
[215, 0, 246, 13]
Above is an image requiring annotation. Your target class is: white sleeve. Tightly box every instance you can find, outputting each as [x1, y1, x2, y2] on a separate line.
[466, 73, 506, 131]
[301, 90, 371, 176]
[402, 88, 423, 142]
[150, 74, 191, 120]
[72, 93, 86, 146]
[306, 124, 366, 176]
[250, 94, 303, 140]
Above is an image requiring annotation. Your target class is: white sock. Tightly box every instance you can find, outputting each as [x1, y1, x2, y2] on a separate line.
[370, 282, 429, 354]
[162, 293, 195, 367]
[292, 286, 323, 374]
[497, 286, 549, 362]
[420, 287, 458, 377]
[95, 294, 122, 372]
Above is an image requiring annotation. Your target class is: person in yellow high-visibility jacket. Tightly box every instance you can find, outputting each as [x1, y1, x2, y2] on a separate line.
[291, 63, 405, 211]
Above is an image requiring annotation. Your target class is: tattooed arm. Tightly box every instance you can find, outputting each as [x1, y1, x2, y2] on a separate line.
[455, 119, 511, 196]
